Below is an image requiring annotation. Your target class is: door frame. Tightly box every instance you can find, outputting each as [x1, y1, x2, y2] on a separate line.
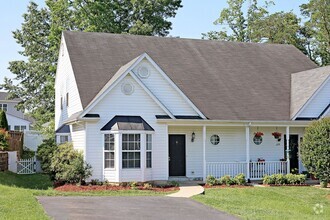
[284, 133, 301, 172]
[168, 133, 187, 177]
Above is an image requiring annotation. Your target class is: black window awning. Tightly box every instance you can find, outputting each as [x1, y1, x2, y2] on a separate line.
[55, 124, 70, 133]
[101, 116, 154, 131]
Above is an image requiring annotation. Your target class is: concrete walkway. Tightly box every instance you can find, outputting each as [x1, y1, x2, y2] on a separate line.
[167, 181, 205, 198]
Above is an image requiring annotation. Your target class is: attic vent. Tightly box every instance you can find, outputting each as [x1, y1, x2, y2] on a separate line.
[121, 82, 134, 95]
[137, 66, 150, 78]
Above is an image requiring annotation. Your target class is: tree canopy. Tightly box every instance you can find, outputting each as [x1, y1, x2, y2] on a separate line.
[1, 0, 182, 128]
[203, 0, 330, 66]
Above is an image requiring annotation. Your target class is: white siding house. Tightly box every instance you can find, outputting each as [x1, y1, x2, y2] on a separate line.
[55, 32, 329, 182]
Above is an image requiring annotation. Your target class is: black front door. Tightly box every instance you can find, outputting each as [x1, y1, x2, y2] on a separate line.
[169, 135, 186, 176]
[284, 135, 299, 172]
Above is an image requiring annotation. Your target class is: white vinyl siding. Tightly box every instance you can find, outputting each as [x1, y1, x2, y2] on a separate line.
[55, 36, 83, 130]
[298, 78, 330, 118]
[71, 123, 85, 153]
[6, 114, 30, 131]
[133, 59, 199, 116]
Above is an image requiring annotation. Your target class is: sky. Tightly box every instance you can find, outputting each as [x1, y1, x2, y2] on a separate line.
[0, 0, 308, 87]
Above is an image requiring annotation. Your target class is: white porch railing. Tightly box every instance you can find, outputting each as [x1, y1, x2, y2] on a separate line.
[206, 162, 247, 179]
[206, 161, 287, 180]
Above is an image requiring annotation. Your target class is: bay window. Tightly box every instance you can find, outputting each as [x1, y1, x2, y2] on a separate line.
[122, 134, 141, 169]
[104, 134, 115, 169]
[146, 134, 152, 168]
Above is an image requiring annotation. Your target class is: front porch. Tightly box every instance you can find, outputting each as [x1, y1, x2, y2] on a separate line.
[165, 120, 308, 181]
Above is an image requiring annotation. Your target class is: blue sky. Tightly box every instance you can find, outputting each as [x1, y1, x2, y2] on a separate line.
[0, 0, 308, 86]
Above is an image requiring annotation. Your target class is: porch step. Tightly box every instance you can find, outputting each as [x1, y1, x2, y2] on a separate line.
[168, 176, 190, 182]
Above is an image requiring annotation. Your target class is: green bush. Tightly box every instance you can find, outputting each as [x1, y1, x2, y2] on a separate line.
[36, 138, 57, 174]
[50, 142, 92, 184]
[301, 118, 330, 188]
[206, 175, 218, 186]
[219, 175, 234, 186]
[0, 128, 9, 151]
[130, 181, 138, 189]
[143, 183, 153, 189]
[22, 147, 35, 159]
[263, 174, 306, 185]
[0, 110, 9, 131]
[233, 173, 246, 185]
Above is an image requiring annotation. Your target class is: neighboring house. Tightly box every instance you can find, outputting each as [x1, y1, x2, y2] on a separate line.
[0, 92, 31, 131]
[55, 31, 330, 182]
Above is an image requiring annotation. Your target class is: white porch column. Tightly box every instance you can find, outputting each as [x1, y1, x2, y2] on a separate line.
[202, 125, 206, 181]
[286, 126, 290, 174]
[245, 125, 250, 179]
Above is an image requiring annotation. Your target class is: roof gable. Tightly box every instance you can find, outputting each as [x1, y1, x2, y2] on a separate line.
[64, 31, 317, 121]
[291, 66, 330, 119]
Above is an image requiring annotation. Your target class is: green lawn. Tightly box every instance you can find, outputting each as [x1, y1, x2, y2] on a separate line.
[193, 187, 330, 220]
[0, 171, 171, 220]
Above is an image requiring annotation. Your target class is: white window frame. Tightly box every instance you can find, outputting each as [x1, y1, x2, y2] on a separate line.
[104, 133, 115, 169]
[14, 125, 27, 131]
[122, 133, 141, 169]
[0, 103, 7, 112]
[146, 134, 152, 168]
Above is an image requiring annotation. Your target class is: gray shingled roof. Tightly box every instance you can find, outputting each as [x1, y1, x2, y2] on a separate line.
[64, 31, 317, 121]
[291, 66, 330, 119]
[0, 92, 21, 101]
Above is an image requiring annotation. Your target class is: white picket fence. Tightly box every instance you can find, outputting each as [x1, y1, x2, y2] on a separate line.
[17, 156, 37, 174]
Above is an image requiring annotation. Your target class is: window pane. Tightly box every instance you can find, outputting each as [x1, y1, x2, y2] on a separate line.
[105, 134, 110, 142]
[122, 160, 128, 168]
[110, 152, 114, 159]
[135, 152, 140, 159]
[21, 126, 26, 131]
[122, 142, 128, 150]
[105, 152, 110, 160]
[109, 134, 114, 141]
[110, 160, 114, 168]
[129, 160, 134, 168]
[123, 134, 128, 141]
[129, 142, 134, 150]
[134, 160, 140, 168]
[14, 126, 19, 131]
[104, 143, 110, 151]
[105, 160, 110, 168]
[129, 134, 134, 141]
[110, 143, 114, 151]
[135, 134, 141, 142]
[135, 142, 140, 150]
[122, 152, 127, 159]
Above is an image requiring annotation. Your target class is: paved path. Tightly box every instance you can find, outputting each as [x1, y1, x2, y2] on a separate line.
[167, 181, 205, 198]
[38, 196, 238, 220]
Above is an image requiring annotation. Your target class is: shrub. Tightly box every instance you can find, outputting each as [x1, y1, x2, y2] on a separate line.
[263, 174, 306, 185]
[206, 175, 218, 186]
[233, 173, 246, 185]
[130, 181, 138, 189]
[219, 175, 234, 186]
[22, 147, 35, 159]
[143, 183, 153, 189]
[168, 181, 179, 187]
[0, 128, 9, 151]
[90, 179, 101, 186]
[36, 138, 57, 174]
[301, 118, 330, 188]
[0, 110, 9, 131]
[50, 142, 92, 184]
[263, 175, 275, 185]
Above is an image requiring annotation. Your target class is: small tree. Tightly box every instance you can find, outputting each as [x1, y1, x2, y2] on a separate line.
[0, 110, 9, 130]
[51, 142, 92, 184]
[301, 118, 330, 188]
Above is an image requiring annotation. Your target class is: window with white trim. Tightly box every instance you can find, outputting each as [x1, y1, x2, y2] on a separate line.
[104, 134, 115, 169]
[14, 125, 27, 131]
[122, 134, 140, 169]
[59, 135, 69, 144]
[146, 134, 152, 168]
[0, 103, 7, 112]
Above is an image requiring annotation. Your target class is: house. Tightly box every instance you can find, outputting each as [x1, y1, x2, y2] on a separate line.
[55, 31, 330, 182]
[0, 92, 31, 131]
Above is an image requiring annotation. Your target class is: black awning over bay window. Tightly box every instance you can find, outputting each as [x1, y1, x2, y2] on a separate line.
[100, 116, 154, 131]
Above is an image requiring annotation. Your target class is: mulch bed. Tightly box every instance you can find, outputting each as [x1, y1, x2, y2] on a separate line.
[55, 184, 179, 192]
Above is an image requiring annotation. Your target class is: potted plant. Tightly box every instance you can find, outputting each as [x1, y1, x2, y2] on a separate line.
[254, 132, 264, 138]
[272, 131, 282, 141]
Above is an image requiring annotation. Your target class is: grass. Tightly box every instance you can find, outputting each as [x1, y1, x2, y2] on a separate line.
[193, 187, 330, 220]
[0, 171, 172, 220]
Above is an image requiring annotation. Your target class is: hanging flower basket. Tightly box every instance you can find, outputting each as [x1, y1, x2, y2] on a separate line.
[253, 132, 264, 145]
[254, 132, 264, 138]
[272, 131, 282, 141]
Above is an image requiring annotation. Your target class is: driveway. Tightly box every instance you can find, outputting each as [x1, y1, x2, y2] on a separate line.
[38, 196, 238, 220]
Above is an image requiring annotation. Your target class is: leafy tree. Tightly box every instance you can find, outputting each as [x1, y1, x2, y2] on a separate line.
[0, 129, 10, 151]
[301, 0, 330, 66]
[51, 142, 92, 184]
[1, 0, 182, 129]
[0, 110, 9, 131]
[72, 0, 182, 36]
[37, 138, 57, 174]
[301, 118, 330, 188]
